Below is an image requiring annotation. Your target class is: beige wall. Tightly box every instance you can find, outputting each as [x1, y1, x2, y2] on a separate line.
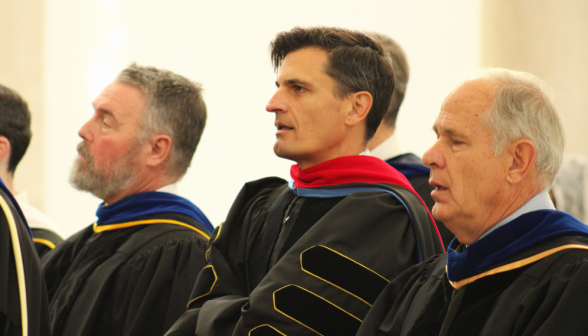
[481, 0, 588, 156]
[42, 0, 481, 237]
[0, 0, 45, 208]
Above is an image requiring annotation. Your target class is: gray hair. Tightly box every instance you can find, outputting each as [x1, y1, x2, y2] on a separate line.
[116, 63, 207, 179]
[473, 68, 564, 189]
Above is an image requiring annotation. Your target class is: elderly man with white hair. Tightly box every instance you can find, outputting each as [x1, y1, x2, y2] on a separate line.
[356, 68, 588, 336]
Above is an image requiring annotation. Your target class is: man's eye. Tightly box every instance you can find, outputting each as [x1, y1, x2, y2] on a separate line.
[294, 85, 306, 92]
[451, 139, 463, 145]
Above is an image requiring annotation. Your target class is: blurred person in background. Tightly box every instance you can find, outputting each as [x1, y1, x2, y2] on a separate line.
[41, 64, 213, 336]
[551, 153, 588, 223]
[0, 83, 63, 257]
[367, 32, 453, 246]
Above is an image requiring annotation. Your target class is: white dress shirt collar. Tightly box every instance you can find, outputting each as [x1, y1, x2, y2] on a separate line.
[370, 133, 401, 161]
[156, 183, 178, 195]
[477, 190, 555, 242]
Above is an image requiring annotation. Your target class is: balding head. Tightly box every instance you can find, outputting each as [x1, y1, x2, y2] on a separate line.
[423, 70, 561, 244]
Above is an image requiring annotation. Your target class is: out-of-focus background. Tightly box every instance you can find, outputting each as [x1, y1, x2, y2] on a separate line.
[1, 0, 587, 237]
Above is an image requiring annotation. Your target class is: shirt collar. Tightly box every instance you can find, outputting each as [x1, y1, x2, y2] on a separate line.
[370, 133, 401, 161]
[14, 190, 29, 204]
[477, 190, 555, 242]
[156, 183, 178, 195]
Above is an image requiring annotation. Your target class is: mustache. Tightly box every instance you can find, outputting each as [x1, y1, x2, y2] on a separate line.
[77, 142, 93, 163]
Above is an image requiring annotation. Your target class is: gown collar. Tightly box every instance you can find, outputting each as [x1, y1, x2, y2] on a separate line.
[446, 210, 588, 284]
[95, 191, 213, 233]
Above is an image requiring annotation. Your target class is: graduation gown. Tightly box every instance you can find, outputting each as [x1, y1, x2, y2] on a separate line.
[167, 156, 444, 336]
[41, 191, 212, 336]
[14, 191, 64, 258]
[32, 228, 63, 258]
[0, 182, 50, 336]
[386, 153, 453, 247]
[357, 209, 588, 336]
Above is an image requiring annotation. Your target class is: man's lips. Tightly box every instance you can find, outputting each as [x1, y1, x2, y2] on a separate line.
[275, 121, 294, 133]
[429, 180, 448, 192]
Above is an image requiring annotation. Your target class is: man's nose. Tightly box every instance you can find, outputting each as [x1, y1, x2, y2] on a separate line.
[265, 90, 286, 114]
[78, 118, 93, 142]
[422, 142, 445, 169]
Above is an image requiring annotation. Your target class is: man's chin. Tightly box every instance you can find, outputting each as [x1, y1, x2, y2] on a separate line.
[431, 204, 452, 223]
[273, 144, 294, 161]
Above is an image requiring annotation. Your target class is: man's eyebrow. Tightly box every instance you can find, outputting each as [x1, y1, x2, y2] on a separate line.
[276, 78, 312, 88]
[93, 103, 116, 119]
[286, 79, 311, 86]
[432, 124, 458, 137]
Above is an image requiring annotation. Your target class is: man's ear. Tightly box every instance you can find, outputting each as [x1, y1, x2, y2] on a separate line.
[146, 135, 172, 168]
[0, 137, 11, 163]
[505, 139, 536, 184]
[345, 91, 373, 127]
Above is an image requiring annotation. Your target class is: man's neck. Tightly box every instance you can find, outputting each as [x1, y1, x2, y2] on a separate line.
[0, 170, 15, 194]
[476, 190, 554, 242]
[297, 146, 368, 170]
[103, 174, 175, 205]
[459, 185, 543, 245]
[367, 124, 394, 151]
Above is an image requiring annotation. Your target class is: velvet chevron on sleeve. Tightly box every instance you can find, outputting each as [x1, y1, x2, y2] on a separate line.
[167, 155, 444, 336]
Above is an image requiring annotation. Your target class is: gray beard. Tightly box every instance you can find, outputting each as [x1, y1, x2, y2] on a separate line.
[69, 142, 139, 201]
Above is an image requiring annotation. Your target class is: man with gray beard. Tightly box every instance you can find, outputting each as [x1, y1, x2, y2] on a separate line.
[41, 64, 213, 336]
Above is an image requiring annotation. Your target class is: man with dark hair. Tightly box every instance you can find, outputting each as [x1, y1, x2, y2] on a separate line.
[167, 27, 443, 336]
[0, 84, 63, 257]
[0, 85, 50, 336]
[367, 33, 453, 247]
[41, 64, 213, 336]
[357, 69, 588, 336]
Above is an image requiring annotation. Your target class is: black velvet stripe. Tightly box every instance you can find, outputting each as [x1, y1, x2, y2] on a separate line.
[274, 285, 361, 336]
[187, 266, 216, 308]
[301, 245, 388, 305]
[249, 325, 285, 336]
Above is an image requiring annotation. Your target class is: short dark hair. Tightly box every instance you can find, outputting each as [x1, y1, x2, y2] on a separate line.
[117, 64, 207, 179]
[270, 27, 395, 141]
[369, 32, 409, 128]
[0, 84, 32, 173]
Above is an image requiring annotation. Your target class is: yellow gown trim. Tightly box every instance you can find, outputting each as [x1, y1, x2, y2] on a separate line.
[448, 244, 588, 289]
[93, 219, 210, 240]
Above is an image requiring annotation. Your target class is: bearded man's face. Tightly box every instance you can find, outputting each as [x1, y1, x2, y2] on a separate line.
[70, 81, 147, 201]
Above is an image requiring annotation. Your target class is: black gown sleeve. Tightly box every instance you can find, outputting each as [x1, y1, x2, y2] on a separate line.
[165, 177, 287, 336]
[52, 225, 209, 336]
[32, 228, 64, 258]
[41, 226, 95, 302]
[356, 255, 443, 336]
[173, 189, 432, 336]
[96, 232, 208, 336]
[0, 189, 50, 336]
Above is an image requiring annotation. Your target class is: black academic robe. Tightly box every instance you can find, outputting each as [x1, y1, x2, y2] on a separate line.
[357, 211, 588, 336]
[0, 187, 50, 336]
[167, 176, 443, 336]
[41, 212, 210, 336]
[386, 153, 454, 247]
[32, 228, 64, 258]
